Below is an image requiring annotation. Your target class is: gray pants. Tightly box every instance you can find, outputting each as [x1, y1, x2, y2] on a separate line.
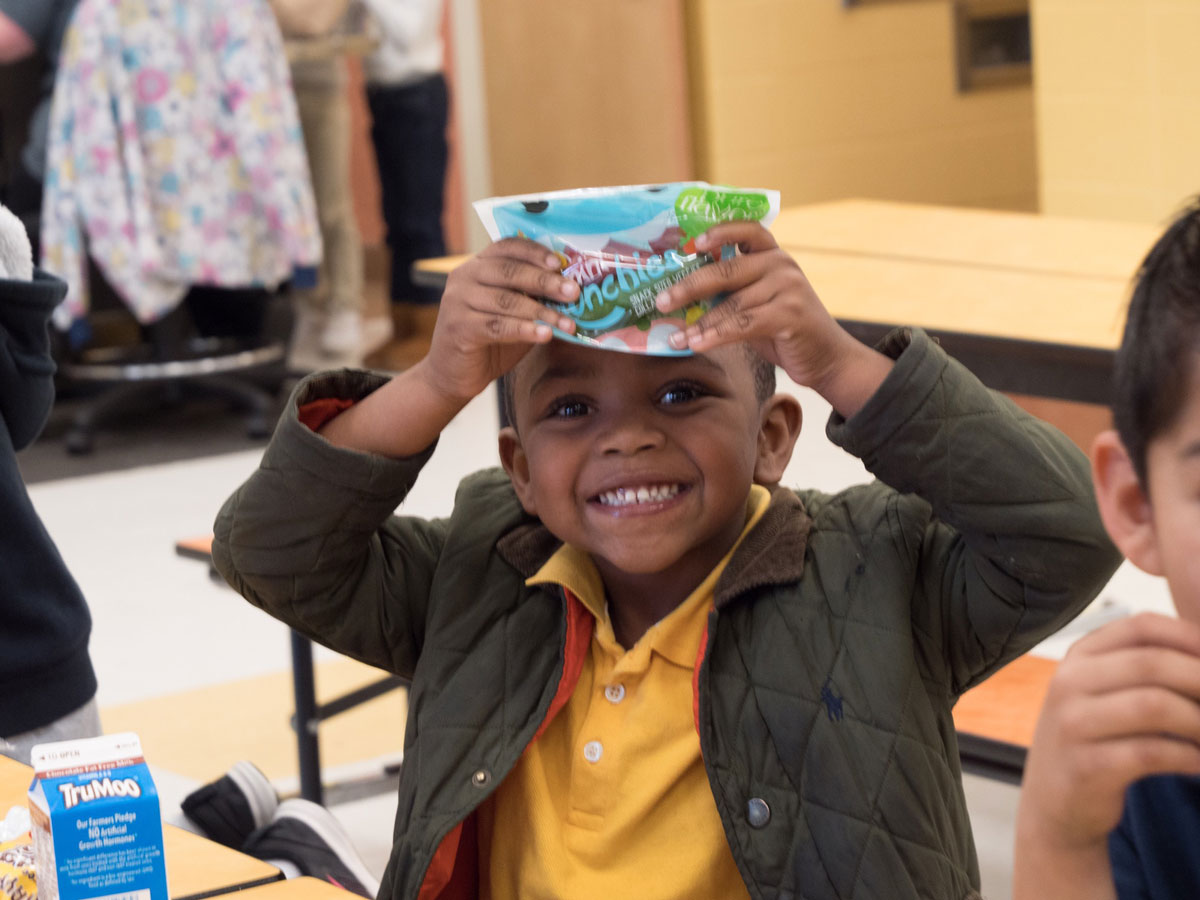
[0, 698, 102, 764]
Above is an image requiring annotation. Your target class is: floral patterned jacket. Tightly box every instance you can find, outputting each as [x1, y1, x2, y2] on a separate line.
[41, 0, 321, 331]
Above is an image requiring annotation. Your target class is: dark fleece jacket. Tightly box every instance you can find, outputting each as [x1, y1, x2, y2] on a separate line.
[0, 269, 96, 735]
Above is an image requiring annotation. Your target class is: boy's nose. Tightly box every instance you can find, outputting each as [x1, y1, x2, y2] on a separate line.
[598, 414, 665, 456]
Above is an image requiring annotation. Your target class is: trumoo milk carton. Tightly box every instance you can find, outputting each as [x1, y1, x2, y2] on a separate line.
[27, 733, 168, 900]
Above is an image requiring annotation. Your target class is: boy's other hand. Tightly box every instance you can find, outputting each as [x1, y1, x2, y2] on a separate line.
[1013, 612, 1200, 899]
[424, 238, 579, 404]
[654, 222, 892, 418]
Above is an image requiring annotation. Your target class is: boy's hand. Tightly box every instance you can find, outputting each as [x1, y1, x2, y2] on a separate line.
[654, 222, 892, 418]
[1013, 612, 1200, 899]
[422, 238, 579, 405]
[318, 238, 577, 458]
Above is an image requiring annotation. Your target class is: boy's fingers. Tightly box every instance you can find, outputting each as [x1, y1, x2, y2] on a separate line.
[667, 281, 778, 351]
[1085, 734, 1200, 786]
[1070, 612, 1200, 659]
[467, 288, 576, 336]
[480, 237, 564, 270]
[1061, 686, 1200, 747]
[656, 248, 774, 314]
[468, 255, 579, 305]
[1056, 645, 1200, 703]
[694, 220, 780, 255]
[465, 309, 554, 346]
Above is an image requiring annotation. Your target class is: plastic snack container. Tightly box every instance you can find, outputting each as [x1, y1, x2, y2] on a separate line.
[474, 182, 780, 355]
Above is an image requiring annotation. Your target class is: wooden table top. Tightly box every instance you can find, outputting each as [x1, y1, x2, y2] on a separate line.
[411, 253, 467, 282]
[951, 653, 1057, 750]
[225, 876, 362, 900]
[771, 199, 1160, 282]
[1, 756, 282, 900]
[792, 248, 1129, 351]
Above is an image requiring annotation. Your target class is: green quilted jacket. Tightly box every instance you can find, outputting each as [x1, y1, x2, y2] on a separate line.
[213, 329, 1120, 900]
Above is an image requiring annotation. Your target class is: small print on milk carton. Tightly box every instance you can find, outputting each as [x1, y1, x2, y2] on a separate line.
[27, 733, 168, 900]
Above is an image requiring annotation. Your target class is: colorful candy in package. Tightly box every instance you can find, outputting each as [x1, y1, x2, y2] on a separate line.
[473, 182, 780, 355]
[0, 807, 35, 900]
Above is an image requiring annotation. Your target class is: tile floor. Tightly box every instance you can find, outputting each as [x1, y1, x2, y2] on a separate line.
[24, 373, 1173, 900]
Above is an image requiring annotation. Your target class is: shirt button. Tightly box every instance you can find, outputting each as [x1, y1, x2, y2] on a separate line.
[583, 740, 603, 763]
[604, 684, 625, 703]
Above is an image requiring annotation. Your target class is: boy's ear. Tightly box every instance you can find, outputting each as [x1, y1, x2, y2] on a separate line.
[754, 393, 803, 486]
[1091, 429, 1163, 576]
[498, 426, 538, 515]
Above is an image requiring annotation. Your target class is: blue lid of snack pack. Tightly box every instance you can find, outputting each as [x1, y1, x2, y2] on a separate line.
[474, 182, 780, 355]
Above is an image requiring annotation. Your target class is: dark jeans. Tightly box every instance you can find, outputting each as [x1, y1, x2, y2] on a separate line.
[367, 73, 448, 306]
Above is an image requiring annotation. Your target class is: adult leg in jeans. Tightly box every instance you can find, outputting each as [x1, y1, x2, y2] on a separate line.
[364, 73, 447, 370]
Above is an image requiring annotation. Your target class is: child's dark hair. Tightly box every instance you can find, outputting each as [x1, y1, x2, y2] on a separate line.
[1114, 198, 1200, 485]
[499, 345, 777, 429]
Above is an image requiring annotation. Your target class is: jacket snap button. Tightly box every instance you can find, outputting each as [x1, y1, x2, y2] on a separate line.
[470, 769, 491, 788]
[747, 797, 770, 828]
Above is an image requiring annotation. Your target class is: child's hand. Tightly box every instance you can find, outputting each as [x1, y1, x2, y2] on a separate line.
[653, 222, 892, 417]
[318, 238, 577, 458]
[1013, 612, 1200, 899]
[422, 238, 579, 404]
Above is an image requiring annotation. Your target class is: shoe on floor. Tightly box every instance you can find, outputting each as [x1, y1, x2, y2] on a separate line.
[288, 304, 329, 373]
[242, 798, 380, 899]
[320, 309, 364, 357]
[363, 303, 439, 373]
[181, 760, 279, 850]
[360, 314, 394, 358]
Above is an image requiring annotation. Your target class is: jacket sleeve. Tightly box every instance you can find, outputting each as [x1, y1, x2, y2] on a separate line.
[211, 369, 447, 678]
[0, 271, 66, 449]
[826, 328, 1123, 696]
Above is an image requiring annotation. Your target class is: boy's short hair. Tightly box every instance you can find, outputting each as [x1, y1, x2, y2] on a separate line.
[499, 345, 777, 429]
[1114, 198, 1200, 484]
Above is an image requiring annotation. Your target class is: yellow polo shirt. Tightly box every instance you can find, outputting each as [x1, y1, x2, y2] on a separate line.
[476, 485, 770, 900]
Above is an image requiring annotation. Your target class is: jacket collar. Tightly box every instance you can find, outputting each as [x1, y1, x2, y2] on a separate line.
[496, 486, 812, 608]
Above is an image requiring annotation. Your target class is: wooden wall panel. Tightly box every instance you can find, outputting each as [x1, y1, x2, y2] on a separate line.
[476, 0, 694, 196]
[685, 0, 1038, 211]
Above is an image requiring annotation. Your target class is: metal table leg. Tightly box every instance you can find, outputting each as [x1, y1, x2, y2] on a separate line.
[289, 630, 323, 804]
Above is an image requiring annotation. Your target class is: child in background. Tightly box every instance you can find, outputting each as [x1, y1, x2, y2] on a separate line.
[1015, 201, 1200, 899]
[214, 221, 1120, 899]
[0, 201, 101, 762]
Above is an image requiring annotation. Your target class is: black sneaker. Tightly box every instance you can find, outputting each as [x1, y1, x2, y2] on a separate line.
[242, 798, 380, 898]
[181, 760, 279, 849]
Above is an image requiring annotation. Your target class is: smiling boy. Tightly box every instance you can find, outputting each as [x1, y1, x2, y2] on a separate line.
[214, 222, 1120, 899]
[497, 341, 791, 644]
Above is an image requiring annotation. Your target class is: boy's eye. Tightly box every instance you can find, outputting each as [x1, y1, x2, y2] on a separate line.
[547, 397, 592, 419]
[659, 381, 705, 406]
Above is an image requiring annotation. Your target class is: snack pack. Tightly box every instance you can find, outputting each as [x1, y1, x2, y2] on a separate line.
[474, 182, 780, 355]
[0, 807, 35, 900]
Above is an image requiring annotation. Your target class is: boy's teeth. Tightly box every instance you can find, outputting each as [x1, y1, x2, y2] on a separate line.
[598, 484, 681, 507]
